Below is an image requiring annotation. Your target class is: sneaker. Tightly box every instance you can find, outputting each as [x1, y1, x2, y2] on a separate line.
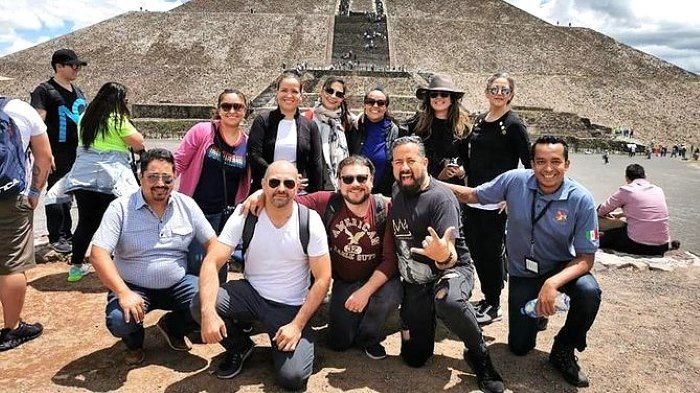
[67, 264, 92, 282]
[549, 339, 590, 387]
[465, 350, 505, 393]
[157, 316, 191, 351]
[364, 342, 387, 360]
[475, 303, 503, 326]
[50, 238, 72, 254]
[472, 299, 489, 314]
[214, 340, 254, 379]
[125, 348, 145, 365]
[670, 240, 681, 250]
[0, 321, 44, 351]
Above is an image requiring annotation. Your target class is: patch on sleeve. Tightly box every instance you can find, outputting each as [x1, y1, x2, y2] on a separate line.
[586, 229, 599, 242]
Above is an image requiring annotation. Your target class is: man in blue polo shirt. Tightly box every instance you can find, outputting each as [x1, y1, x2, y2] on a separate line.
[445, 136, 601, 388]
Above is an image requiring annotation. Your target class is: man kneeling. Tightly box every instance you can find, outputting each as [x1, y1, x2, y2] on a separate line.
[191, 161, 331, 391]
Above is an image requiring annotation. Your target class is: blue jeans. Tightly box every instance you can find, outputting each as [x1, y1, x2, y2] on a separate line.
[190, 279, 314, 391]
[187, 212, 233, 284]
[328, 276, 402, 350]
[105, 274, 199, 350]
[508, 272, 602, 355]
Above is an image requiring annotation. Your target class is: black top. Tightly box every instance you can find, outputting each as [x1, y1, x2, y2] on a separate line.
[30, 78, 87, 163]
[247, 108, 323, 193]
[460, 110, 531, 188]
[192, 131, 246, 214]
[390, 178, 472, 284]
[406, 116, 465, 185]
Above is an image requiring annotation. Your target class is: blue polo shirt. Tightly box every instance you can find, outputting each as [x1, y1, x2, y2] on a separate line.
[475, 169, 598, 277]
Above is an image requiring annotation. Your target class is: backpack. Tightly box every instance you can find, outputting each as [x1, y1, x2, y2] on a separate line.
[0, 98, 27, 199]
[322, 192, 387, 239]
[241, 204, 311, 257]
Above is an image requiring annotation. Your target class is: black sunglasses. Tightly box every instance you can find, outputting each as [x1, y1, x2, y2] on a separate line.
[324, 87, 345, 99]
[220, 102, 246, 112]
[487, 86, 513, 95]
[364, 98, 386, 107]
[268, 178, 296, 189]
[340, 174, 369, 185]
[429, 91, 451, 99]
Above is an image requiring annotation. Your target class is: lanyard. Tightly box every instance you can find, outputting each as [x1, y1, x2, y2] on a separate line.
[530, 190, 554, 256]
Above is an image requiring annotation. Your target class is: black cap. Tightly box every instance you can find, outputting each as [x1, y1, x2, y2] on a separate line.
[51, 49, 87, 67]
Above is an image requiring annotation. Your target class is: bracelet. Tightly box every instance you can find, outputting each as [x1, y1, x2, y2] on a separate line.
[437, 250, 455, 265]
[27, 188, 41, 198]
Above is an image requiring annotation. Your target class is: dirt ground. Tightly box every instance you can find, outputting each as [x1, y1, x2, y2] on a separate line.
[1, 261, 698, 393]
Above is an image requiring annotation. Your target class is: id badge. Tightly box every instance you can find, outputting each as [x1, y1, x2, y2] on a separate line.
[525, 257, 539, 274]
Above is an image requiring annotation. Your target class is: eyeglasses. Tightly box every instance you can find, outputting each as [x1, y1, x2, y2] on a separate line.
[487, 86, 513, 95]
[429, 91, 451, 99]
[364, 98, 386, 107]
[268, 178, 296, 189]
[324, 87, 345, 99]
[340, 174, 369, 185]
[220, 102, 246, 112]
[144, 173, 174, 185]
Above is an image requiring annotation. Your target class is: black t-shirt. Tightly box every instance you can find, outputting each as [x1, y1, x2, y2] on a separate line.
[30, 78, 87, 162]
[460, 110, 531, 188]
[390, 178, 471, 284]
[407, 117, 465, 185]
[192, 132, 246, 214]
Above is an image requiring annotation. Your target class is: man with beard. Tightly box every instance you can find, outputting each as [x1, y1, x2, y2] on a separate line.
[90, 148, 216, 365]
[445, 136, 601, 387]
[389, 136, 505, 393]
[192, 161, 331, 391]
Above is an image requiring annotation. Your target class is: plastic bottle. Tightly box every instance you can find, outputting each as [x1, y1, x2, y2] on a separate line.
[520, 292, 570, 318]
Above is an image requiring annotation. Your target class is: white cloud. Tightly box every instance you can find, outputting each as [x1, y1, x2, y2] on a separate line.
[505, 0, 700, 73]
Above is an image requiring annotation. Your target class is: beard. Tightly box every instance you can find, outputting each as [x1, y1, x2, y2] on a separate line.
[397, 171, 425, 195]
[270, 191, 293, 208]
[343, 190, 370, 206]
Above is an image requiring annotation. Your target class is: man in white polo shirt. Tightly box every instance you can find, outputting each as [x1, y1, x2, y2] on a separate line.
[192, 160, 331, 391]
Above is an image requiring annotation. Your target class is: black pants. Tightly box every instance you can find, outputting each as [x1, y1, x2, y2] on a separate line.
[71, 190, 115, 265]
[45, 160, 73, 243]
[463, 206, 507, 306]
[600, 226, 670, 256]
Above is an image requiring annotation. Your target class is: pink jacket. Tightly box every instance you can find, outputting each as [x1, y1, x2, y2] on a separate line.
[174, 121, 251, 205]
[598, 178, 670, 245]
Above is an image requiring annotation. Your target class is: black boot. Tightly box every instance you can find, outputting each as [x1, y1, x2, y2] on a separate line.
[465, 350, 505, 393]
[549, 338, 590, 387]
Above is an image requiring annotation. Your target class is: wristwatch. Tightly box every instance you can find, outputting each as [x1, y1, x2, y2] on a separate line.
[437, 250, 455, 265]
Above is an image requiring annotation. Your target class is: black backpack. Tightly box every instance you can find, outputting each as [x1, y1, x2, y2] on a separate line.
[0, 98, 28, 199]
[241, 204, 311, 257]
[321, 192, 387, 239]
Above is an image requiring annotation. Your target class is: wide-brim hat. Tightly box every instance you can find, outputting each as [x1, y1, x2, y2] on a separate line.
[416, 74, 464, 100]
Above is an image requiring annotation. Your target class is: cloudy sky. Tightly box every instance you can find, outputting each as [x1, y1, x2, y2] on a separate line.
[1, 0, 698, 74]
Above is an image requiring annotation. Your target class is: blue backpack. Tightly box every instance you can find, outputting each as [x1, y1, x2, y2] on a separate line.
[0, 97, 27, 199]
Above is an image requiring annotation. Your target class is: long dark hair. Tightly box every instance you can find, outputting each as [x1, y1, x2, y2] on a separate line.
[321, 76, 353, 132]
[80, 82, 130, 149]
[412, 93, 470, 139]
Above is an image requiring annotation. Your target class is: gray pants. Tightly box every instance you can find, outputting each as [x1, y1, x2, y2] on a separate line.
[400, 265, 487, 367]
[328, 276, 402, 350]
[190, 280, 313, 391]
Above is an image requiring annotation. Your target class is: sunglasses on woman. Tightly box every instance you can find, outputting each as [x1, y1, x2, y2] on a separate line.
[429, 91, 451, 99]
[340, 174, 369, 185]
[268, 178, 296, 189]
[324, 87, 345, 99]
[364, 98, 386, 107]
[487, 86, 513, 95]
[220, 102, 246, 112]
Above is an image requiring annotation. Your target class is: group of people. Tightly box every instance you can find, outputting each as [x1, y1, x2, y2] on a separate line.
[0, 47, 679, 392]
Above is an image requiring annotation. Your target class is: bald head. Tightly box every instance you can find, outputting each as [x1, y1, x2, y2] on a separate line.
[264, 160, 299, 181]
[262, 160, 299, 209]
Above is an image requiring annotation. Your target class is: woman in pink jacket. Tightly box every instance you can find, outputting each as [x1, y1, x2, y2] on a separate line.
[175, 89, 251, 282]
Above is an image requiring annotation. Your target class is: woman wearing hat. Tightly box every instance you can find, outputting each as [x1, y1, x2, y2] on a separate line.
[347, 86, 404, 196]
[406, 74, 470, 184]
[461, 72, 531, 326]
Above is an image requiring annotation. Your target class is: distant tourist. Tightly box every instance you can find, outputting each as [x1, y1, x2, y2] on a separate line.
[248, 71, 323, 194]
[597, 164, 680, 256]
[0, 97, 52, 351]
[303, 76, 354, 191]
[445, 136, 601, 388]
[90, 149, 216, 365]
[347, 86, 405, 196]
[30, 48, 88, 255]
[460, 72, 531, 326]
[61, 82, 146, 283]
[602, 151, 609, 164]
[405, 73, 469, 185]
[175, 89, 251, 281]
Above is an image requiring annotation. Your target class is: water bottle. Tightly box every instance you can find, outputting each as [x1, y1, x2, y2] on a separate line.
[520, 292, 570, 318]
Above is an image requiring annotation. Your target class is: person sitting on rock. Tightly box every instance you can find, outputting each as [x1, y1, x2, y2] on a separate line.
[597, 163, 680, 256]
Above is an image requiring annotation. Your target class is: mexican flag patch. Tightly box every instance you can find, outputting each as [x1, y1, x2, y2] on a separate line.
[586, 229, 599, 242]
